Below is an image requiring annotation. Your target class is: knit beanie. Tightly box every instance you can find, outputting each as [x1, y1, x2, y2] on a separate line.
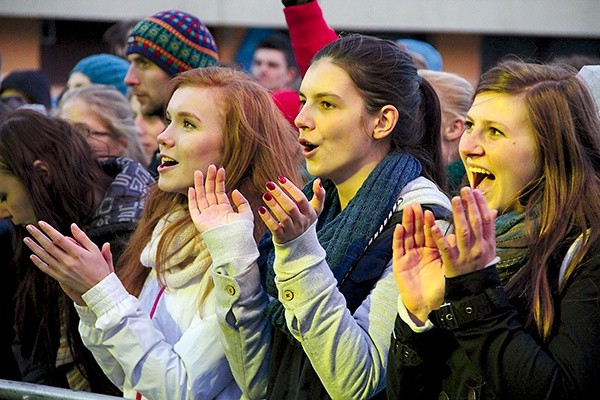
[69, 54, 130, 96]
[126, 10, 219, 77]
[0, 69, 52, 110]
[396, 39, 443, 72]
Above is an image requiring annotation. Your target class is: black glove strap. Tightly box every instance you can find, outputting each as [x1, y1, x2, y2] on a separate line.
[429, 287, 507, 330]
[282, 0, 314, 7]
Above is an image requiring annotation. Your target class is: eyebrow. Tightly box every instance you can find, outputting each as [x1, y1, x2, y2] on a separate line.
[171, 110, 203, 122]
[465, 115, 511, 131]
[298, 91, 343, 101]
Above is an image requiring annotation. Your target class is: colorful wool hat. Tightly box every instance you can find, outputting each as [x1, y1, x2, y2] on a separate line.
[126, 10, 219, 77]
[69, 54, 130, 96]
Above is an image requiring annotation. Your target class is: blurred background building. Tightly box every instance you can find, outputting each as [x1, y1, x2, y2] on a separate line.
[1, 0, 600, 97]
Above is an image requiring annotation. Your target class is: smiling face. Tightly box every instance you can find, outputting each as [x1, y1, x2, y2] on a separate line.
[0, 169, 37, 226]
[460, 92, 541, 213]
[157, 86, 225, 194]
[295, 60, 388, 192]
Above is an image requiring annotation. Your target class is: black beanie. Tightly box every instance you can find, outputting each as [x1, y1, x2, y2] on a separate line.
[0, 70, 52, 110]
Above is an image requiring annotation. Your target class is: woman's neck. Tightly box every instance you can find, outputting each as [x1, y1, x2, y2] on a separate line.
[334, 159, 381, 210]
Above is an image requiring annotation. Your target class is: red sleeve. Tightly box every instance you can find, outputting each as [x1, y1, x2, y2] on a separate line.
[283, 1, 338, 77]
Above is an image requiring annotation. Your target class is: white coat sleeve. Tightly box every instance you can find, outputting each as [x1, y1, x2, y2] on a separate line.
[204, 220, 272, 400]
[273, 223, 399, 399]
[77, 273, 235, 400]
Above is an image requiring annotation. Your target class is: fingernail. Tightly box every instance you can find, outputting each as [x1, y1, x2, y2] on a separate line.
[266, 181, 276, 191]
[258, 206, 267, 214]
[263, 192, 273, 201]
[318, 179, 323, 188]
[278, 176, 286, 184]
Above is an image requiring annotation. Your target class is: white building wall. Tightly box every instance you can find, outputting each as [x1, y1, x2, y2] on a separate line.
[0, 0, 599, 37]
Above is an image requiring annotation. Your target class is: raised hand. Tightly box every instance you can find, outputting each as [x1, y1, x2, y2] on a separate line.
[23, 221, 114, 305]
[392, 203, 445, 324]
[188, 164, 254, 234]
[429, 187, 497, 278]
[259, 176, 325, 244]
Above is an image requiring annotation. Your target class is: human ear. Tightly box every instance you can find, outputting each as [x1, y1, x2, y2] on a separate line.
[33, 160, 51, 184]
[444, 117, 465, 142]
[286, 67, 299, 84]
[372, 105, 399, 140]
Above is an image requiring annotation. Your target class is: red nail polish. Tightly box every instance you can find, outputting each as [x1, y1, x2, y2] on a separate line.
[266, 181, 276, 190]
[258, 206, 267, 214]
[278, 176, 287, 184]
[264, 192, 273, 201]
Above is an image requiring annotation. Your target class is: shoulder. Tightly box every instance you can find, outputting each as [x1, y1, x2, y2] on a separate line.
[397, 176, 452, 224]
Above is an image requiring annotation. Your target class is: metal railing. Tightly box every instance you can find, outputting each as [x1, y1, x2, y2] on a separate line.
[0, 379, 123, 400]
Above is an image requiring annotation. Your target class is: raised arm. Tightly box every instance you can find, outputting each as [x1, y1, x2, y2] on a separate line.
[282, 0, 338, 76]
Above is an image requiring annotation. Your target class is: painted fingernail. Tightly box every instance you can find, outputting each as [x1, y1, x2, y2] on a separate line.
[278, 176, 287, 184]
[258, 206, 267, 214]
[263, 192, 273, 201]
[266, 181, 276, 190]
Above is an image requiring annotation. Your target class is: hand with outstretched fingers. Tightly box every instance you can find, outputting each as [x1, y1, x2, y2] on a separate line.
[23, 221, 114, 306]
[259, 176, 325, 244]
[429, 187, 497, 278]
[188, 164, 254, 235]
[392, 203, 445, 325]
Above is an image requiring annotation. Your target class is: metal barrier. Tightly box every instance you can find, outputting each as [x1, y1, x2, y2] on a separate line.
[0, 379, 123, 400]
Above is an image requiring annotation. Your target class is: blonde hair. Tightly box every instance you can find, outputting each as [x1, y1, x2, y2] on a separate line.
[58, 84, 147, 165]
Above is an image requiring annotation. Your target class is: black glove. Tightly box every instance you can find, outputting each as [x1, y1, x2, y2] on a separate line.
[282, 0, 314, 7]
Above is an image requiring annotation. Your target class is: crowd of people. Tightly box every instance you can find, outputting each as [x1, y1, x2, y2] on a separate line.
[1, 0, 600, 399]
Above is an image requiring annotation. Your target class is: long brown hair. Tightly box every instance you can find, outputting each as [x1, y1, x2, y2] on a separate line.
[0, 110, 114, 388]
[311, 34, 446, 190]
[476, 60, 600, 340]
[118, 66, 304, 297]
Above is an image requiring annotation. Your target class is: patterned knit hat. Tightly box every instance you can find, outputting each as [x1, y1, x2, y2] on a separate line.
[126, 10, 219, 77]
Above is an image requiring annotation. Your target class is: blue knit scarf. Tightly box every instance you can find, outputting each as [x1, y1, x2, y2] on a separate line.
[257, 152, 422, 342]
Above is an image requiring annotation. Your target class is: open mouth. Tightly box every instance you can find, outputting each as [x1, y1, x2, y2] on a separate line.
[469, 166, 495, 189]
[159, 155, 179, 168]
[299, 138, 317, 153]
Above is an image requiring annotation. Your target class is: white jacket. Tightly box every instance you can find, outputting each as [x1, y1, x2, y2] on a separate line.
[75, 263, 241, 399]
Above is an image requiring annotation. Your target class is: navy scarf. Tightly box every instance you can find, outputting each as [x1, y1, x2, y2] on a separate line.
[257, 152, 422, 342]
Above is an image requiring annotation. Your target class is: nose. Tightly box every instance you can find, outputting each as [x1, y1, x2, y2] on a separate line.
[156, 124, 174, 148]
[0, 204, 10, 220]
[295, 102, 314, 131]
[459, 128, 484, 159]
[124, 65, 139, 87]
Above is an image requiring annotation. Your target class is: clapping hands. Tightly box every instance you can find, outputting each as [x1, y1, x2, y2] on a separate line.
[188, 165, 326, 244]
[393, 187, 497, 324]
[23, 222, 114, 305]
